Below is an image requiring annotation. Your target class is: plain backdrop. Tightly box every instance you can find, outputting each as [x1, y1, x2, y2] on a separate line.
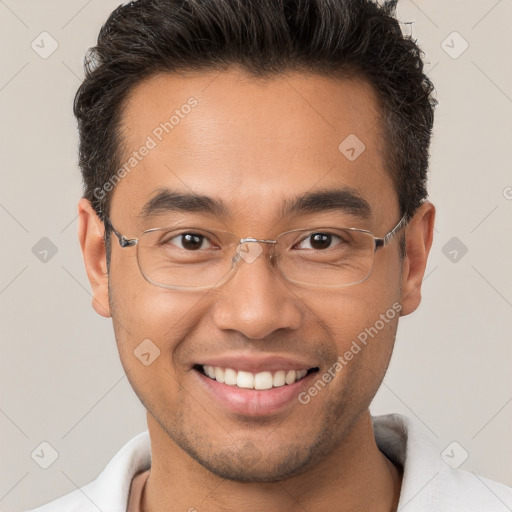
[1, 1, 511, 510]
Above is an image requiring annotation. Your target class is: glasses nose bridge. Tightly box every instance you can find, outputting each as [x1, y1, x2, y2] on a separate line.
[239, 237, 277, 245]
[238, 237, 278, 258]
[231, 237, 278, 268]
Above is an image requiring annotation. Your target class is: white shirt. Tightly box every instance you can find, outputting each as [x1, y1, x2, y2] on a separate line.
[26, 413, 512, 511]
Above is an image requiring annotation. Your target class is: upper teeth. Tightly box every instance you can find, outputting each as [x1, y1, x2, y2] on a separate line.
[202, 365, 308, 390]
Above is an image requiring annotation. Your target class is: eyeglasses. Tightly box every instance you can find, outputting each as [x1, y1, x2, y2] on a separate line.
[105, 214, 407, 290]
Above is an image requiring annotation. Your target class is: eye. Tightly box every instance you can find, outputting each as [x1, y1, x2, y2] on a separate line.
[295, 232, 345, 250]
[167, 232, 214, 251]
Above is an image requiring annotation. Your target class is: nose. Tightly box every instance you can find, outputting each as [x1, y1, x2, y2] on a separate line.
[210, 241, 304, 339]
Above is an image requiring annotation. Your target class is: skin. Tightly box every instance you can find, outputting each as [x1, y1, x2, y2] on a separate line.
[78, 68, 435, 511]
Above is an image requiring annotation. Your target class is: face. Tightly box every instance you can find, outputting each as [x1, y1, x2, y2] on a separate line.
[81, 68, 433, 482]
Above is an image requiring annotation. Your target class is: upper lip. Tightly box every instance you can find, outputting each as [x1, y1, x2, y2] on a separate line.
[194, 353, 319, 374]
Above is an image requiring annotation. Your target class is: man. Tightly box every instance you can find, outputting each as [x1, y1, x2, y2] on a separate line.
[28, 0, 512, 510]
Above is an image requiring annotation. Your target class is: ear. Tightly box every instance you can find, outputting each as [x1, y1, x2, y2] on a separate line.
[77, 198, 111, 318]
[399, 201, 436, 316]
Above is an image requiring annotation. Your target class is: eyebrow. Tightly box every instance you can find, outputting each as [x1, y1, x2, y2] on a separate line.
[139, 186, 372, 222]
[140, 188, 229, 219]
[280, 187, 372, 220]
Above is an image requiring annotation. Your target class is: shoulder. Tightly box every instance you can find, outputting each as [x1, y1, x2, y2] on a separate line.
[372, 413, 512, 511]
[430, 467, 512, 511]
[24, 432, 151, 512]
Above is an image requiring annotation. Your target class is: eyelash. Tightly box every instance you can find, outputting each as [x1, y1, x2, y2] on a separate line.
[165, 231, 346, 251]
[294, 233, 344, 250]
[165, 232, 217, 250]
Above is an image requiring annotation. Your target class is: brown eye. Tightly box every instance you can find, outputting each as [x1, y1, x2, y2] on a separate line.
[168, 233, 211, 251]
[296, 232, 343, 250]
[309, 233, 332, 250]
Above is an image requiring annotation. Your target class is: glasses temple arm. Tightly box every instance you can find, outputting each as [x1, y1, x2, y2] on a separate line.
[104, 218, 138, 248]
[375, 214, 408, 249]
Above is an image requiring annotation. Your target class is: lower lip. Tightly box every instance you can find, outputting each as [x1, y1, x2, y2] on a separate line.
[193, 369, 315, 417]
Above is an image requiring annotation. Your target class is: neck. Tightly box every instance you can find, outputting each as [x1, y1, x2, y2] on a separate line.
[141, 410, 402, 512]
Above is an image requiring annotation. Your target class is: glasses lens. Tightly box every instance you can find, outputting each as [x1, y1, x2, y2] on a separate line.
[276, 228, 376, 286]
[136, 226, 376, 289]
[137, 228, 238, 289]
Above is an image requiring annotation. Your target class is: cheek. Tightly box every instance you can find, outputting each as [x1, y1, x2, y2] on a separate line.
[309, 274, 401, 389]
[108, 264, 209, 374]
[311, 264, 401, 333]
[108, 278, 214, 416]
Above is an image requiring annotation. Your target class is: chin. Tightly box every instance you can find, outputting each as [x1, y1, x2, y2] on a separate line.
[190, 447, 317, 483]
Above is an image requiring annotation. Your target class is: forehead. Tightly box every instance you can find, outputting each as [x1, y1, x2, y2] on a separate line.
[111, 68, 396, 229]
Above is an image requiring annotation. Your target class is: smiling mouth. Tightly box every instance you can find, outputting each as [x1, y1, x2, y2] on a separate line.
[194, 364, 320, 390]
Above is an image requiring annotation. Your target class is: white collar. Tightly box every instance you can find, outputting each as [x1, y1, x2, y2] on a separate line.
[30, 413, 512, 511]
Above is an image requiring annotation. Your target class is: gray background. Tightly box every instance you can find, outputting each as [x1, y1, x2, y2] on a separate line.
[1, 1, 511, 510]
